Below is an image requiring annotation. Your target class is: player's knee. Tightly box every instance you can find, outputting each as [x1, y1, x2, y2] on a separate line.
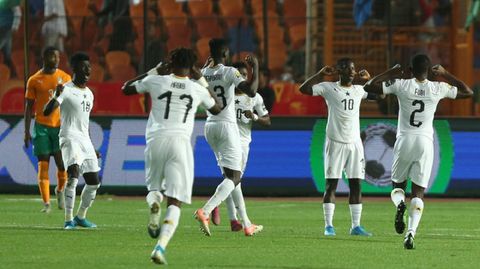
[66, 177, 78, 188]
[67, 165, 79, 178]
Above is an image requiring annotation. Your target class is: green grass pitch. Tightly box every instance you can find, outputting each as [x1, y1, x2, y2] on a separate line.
[1, 195, 479, 269]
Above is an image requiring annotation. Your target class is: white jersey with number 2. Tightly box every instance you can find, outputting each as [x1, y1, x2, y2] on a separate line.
[382, 78, 457, 140]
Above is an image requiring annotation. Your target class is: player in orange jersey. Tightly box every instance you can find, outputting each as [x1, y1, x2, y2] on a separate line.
[24, 46, 71, 213]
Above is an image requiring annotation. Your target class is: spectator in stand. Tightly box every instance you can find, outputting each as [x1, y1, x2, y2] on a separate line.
[0, 2, 21, 77]
[42, 0, 68, 52]
[257, 67, 276, 112]
[286, 44, 306, 82]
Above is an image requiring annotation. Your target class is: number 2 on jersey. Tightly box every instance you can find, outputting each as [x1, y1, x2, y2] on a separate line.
[158, 91, 193, 123]
[409, 100, 424, 127]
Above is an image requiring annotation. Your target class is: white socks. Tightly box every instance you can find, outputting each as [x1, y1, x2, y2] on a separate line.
[77, 184, 100, 219]
[391, 188, 406, 207]
[323, 203, 335, 227]
[349, 204, 362, 228]
[231, 184, 251, 228]
[202, 178, 235, 216]
[225, 195, 237, 220]
[64, 177, 78, 222]
[407, 197, 424, 236]
[158, 205, 181, 249]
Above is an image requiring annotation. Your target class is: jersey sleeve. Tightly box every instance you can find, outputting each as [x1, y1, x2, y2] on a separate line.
[311, 82, 329, 96]
[132, 75, 156, 94]
[254, 94, 269, 117]
[197, 85, 216, 110]
[25, 78, 36, 100]
[359, 86, 368, 99]
[437, 82, 458, 99]
[382, 79, 399, 94]
[228, 67, 246, 87]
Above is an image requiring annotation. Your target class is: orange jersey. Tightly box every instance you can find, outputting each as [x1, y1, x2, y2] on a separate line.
[25, 69, 71, 127]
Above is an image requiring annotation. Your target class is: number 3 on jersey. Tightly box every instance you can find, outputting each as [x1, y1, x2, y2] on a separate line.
[158, 91, 193, 123]
[213, 85, 226, 109]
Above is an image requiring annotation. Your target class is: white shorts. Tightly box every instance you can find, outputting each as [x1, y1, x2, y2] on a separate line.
[60, 137, 100, 174]
[391, 135, 434, 188]
[240, 140, 250, 175]
[204, 121, 242, 172]
[324, 138, 365, 179]
[145, 136, 194, 204]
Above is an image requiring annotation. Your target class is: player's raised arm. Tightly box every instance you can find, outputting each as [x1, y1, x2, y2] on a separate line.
[364, 64, 403, 94]
[299, 65, 336, 95]
[237, 55, 259, 97]
[122, 62, 170, 95]
[431, 65, 473, 99]
[43, 84, 63, 116]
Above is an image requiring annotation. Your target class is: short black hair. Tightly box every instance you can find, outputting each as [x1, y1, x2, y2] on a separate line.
[209, 38, 228, 59]
[336, 58, 354, 69]
[169, 47, 197, 69]
[42, 46, 59, 58]
[69, 52, 90, 68]
[232, 61, 247, 70]
[410, 54, 431, 76]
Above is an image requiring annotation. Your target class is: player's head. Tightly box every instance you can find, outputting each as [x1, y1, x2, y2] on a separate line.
[169, 47, 197, 75]
[209, 38, 229, 60]
[69, 52, 90, 84]
[410, 54, 431, 77]
[232, 61, 248, 79]
[336, 57, 356, 84]
[42, 46, 60, 69]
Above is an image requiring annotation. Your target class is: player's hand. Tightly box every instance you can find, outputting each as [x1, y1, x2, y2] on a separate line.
[389, 64, 404, 76]
[243, 110, 254, 119]
[319, 65, 336, 76]
[54, 84, 64, 97]
[245, 54, 259, 67]
[95, 150, 102, 159]
[190, 65, 203, 80]
[202, 57, 214, 69]
[358, 69, 371, 80]
[24, 132, 32, 148]
[156, 62, 170, 75]
[431, 64, 447, 76]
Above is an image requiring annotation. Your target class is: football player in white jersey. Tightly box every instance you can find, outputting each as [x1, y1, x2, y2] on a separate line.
[44, 52, 101, 230]
[300, 58, 377, 237]
[210, 62, 271, 232]
[122, 48, 221, 265]
[194, 38, 262, 237]
[364, 54, 472, 249]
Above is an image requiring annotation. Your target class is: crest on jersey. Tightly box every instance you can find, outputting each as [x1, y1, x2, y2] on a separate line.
[234, 70, 241, 78]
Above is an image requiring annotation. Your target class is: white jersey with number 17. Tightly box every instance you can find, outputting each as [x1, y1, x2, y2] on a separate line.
[202, 64, 245, 123]
[382, 78, 457, 140]
[133, 74, 216, 142]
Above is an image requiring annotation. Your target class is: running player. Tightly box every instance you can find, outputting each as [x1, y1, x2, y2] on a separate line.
[122, 47, 221, 264]
[300, 58, 376, 237]
[363, 54, 473, 249]
[193, 38, 263, 236]
[24, 46, 70, 213]
[44, 52, 101, 230]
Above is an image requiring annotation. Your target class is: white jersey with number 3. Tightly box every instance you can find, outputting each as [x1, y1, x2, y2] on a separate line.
[382, 78, 457, 140]
[56, 81, 94, 139]
[312, 81, 368, 143]
[202, 64, 245, 123]
[133, 74, 216, 142]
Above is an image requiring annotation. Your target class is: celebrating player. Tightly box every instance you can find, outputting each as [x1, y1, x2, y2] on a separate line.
[122, 47, 221, 264]
[193, 38, 262, 237]
[363, 54, 473, 249]
[24, 46, 71, 213]
[300, 58, 377, 237]
[211, 62, 271, 232]
[44, 52, 101, 230]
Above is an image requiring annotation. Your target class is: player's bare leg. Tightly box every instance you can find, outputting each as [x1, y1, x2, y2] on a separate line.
[404, 183, 425, 249]
[151, 197, 182, 265]
[323, 178, 338, 236]
[37, 155, 51, 213]
[348, 178, 371, 236]
[53, 151, 67, 210]
[391, 181, 407, 234]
